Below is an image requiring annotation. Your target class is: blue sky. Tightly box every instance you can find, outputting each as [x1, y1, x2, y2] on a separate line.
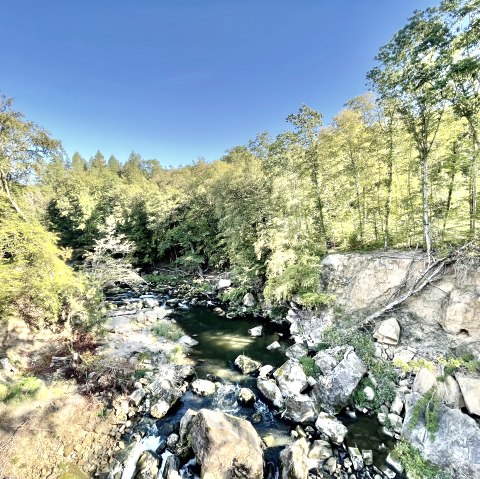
[1, 0, 433, 166]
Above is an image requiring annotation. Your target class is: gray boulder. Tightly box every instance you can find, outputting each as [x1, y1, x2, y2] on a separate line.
[311, 348, 366, 413]
[237, 387, 256, 405]
[373, 317, 400, 345]
[243, 293, 256, 307]
[235, 355, 261, 374]
[403, 392, 480, 477]
[315, 412, 348, 445]
[257, 378, 284, 408]
[280, 437, 309, 479]
[191, 379, 216, 396]
[273, 359, 308, 396]
[456, 375, 480, 415]
[283, 395, 316, 424]
[189, 409, 264, 479]
[178, 335, 199, 347]
[248, 326, 263, 337]
[134, 451, 159, 479]
[285, 343, 308, 360]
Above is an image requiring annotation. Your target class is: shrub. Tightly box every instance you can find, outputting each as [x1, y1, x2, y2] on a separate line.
[0, 217, 98, 328]
[152, 321, 183, 341]
[299, 356, 320, 377]
[297, 292, 335, 309]
[393, 441, 452, 479]
[408, 387, 440, 440]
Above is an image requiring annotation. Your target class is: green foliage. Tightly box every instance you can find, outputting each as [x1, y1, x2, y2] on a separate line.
[152, 321, 183, 341]
[0, 376, 42, 403]
[0, 214, 99, 328]
[321, 328, 376, 367]
[134, 368, 147, 379]
[393, 441, 452, 479]
[297, 292, 335, 309]
[166, 344, 185, 364]
[263, 260, 321, 304]
[353, 365, 396, 411]
[299, 356, 320, 377]
[408, 387, 441, 440]
[321, 327, 396, 411]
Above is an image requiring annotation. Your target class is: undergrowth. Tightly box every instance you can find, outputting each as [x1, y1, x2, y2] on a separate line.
[393, 441, 452, 479]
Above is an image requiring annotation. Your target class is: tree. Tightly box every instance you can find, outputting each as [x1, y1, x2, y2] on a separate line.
[0, 94, 60, 219]
[89, 150, 106, 170]
[368, 8, 450, 259]
[286, 105, 328, 251]
[440, 0, 480, 237]
[107, 154, 121, 174]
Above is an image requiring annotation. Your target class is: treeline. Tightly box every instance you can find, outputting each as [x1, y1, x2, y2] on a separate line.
[0, 0, 479, 327]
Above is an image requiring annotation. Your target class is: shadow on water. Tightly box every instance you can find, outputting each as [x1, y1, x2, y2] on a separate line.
[174, 306, 291, 379]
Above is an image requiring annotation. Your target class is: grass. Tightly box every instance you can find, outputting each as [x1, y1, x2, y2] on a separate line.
[299, 356, 320, 377]
[152, 320, 183, 341]
[0, 376, 43, 403]
[167, 344, 185, 364]
[393, 441, 452, 479]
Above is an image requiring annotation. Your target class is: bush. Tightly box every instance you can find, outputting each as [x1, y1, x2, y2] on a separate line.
[297, 292, 335, 309]
[0, 217, 98, 328]
[408, 387, 440, 440]
[152, 321, 183, 341]
[393, 441, 452, 479]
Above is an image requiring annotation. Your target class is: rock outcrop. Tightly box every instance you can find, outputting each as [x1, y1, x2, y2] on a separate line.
[403, 393, 480, 477]
[311, 348, 366, 413]
[188, 409, 264, 479]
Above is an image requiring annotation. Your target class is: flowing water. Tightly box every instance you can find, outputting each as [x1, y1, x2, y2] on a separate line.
[110, 294, 398, 478]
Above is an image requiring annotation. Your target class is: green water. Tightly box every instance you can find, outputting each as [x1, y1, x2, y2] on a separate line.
[174, 306, 291, 380]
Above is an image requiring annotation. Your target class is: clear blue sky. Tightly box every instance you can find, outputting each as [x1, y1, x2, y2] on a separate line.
[1, 0, 433, 166]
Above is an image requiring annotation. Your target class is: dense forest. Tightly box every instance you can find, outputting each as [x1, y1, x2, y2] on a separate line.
[1, 0, 479, 328]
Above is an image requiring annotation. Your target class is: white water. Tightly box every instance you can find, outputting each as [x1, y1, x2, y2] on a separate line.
[116, 433, 163, 479]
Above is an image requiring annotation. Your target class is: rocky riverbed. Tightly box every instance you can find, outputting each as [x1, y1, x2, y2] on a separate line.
[94, 281, 404, 479]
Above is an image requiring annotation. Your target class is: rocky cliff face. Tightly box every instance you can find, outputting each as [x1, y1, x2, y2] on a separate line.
[319, 251, 480, 355]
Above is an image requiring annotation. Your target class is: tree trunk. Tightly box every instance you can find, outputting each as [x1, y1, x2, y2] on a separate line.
[442, 142, 457, 241]
[468, 120, 478, 238]
[384, 135, 394, 249]
[0, 168, 26, 220]
[421, 149, 432, 262]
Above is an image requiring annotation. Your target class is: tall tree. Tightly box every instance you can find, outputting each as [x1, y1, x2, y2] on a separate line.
[0, 94, 60, 219]
[440, 0, 480, 237]
[368, 8, 450, 259]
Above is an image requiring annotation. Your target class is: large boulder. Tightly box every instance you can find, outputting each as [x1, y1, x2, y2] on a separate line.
[285, 344, 308, 360]
[315, 412, 348, 445]
[191, 379, 216, 396]
[189, 409, 264, 479]
[307, 440, 332, 469]
[273, 359, 308, 396]
[234, 355, 261, 374]
[283, 395, 316, 424]
[403, 393, 480, 477]
[413, 367, 439, 395]
[311, 349, 366, 413]
[456, 375, 480, 416]
[373, 317, 401, 345]
[148, 378, 182, 418]
[134, 451, 160, 479]
[257, 378, 284, 408]
[280, 438, 309, 479]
